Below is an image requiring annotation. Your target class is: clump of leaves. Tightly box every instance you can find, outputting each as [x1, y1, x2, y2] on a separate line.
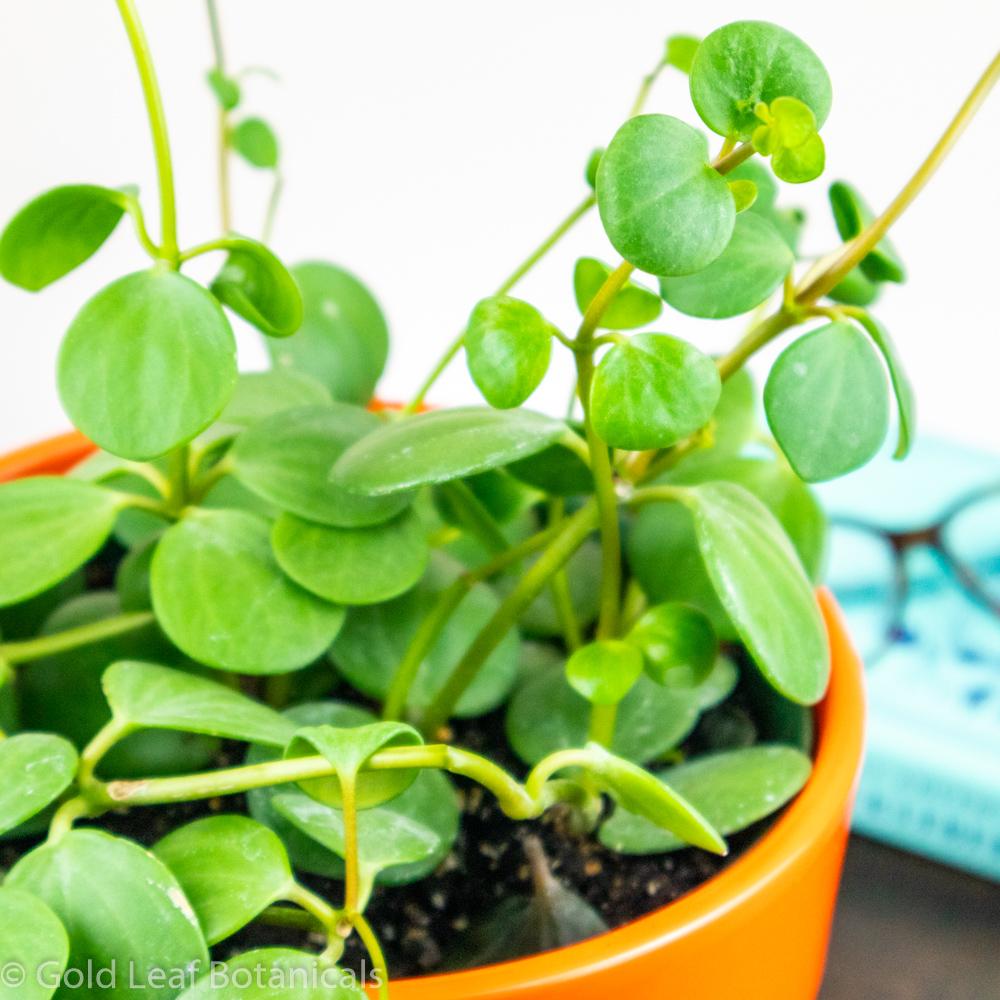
[0, 6, 995, 998]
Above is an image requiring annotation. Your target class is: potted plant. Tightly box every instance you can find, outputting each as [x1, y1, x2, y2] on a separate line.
[0, 5, 992, 998]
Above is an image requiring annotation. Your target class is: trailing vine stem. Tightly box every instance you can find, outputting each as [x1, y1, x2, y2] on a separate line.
[796, 48, 1000, 304]
[0, 612, 155, 665]
[403, 192, 595, 414]
[382, 519, 565, 721]
[98, 742, 600, 822]
[114, 0, 179, 263]
[419, 500, 600, 735]
[205, 0, 233, 232]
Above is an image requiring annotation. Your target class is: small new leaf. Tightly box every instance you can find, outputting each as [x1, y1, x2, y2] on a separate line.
[210, 238, 304, 338]
[232, 117, 280, 168]
[207, 68, 241, 110]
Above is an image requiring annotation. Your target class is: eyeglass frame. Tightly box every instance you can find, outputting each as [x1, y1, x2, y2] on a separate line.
[830, 480, 1000, 660]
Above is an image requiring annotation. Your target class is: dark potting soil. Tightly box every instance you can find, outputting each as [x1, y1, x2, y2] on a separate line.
[0, 545, 784, 981]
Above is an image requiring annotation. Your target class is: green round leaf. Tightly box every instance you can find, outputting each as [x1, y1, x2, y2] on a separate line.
[627, 603, 718, 687]
[152, 509, 345, 674]
[0, 887, 69, 1000]
[232, 117, 279, 168]
[772, 132, 826, 184]
[630, 455, 827, 641]
[7, 830, 209, 998]
[660, 212, 793, 319]
[600, 745, 811, 853]
[154, 815, 294, 945]
[178, 949, 364, 1000]
[0, 477, 122, 606]
[689, 21, 832, 139]
[681, 482, 829, 704]
[268, 262, 389, 405]
[272, 509, 428, 606]
[232, 404, 411, 527]
[565, 640, 643, 705]
[590, 333, 721, 450]
[0, 184, 127, 291]
[17, 592, 219, 780]
[210, 238, 304, 337]
[58, 269, 237, 460]
[764, 321, 890, 482]
[596, 114, 735, 276]
[572, 258, 662, 330]
[331, 554, 520, 717]
[333, 407, 569, 497]
[0, 733, 77, 837]
[217, 370, 332, 429]
[286, 721, 422, 809]
[465, 295, 554, 409]
[506, 663, 704, 765]
[829, 180, 905, 283]
[246, 701, 376, 878]
[709, 366, 757, 456]
[103, 660, 297, 747]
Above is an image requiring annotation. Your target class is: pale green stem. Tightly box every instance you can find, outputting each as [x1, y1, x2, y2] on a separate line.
[0, 613, 155, 665]
[340, 777, 361, 914]
[351, 913, 390, 1000]
[419, 500, 599, 735]
[796, 48, 1000, 304]
[77, 717, 136, 789]
[115, 0, 179, 262]
[438, 480, 508, 555]
[573, 260, 635, 648]
[262, 171, 284, 243]
[403, 192, 596, 413]
[205, 0, 233, 233]
[382, 520, 564, 721]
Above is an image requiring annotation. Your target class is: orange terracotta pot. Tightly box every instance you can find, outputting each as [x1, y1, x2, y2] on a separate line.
[0, 431, 866, 1000]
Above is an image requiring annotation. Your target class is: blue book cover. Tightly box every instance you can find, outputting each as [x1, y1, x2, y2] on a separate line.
[819, 437, 1000, 881]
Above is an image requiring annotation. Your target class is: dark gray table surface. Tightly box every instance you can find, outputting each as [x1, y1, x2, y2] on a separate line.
[820, 837, 1000, 1000]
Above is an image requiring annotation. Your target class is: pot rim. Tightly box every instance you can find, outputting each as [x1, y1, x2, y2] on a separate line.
[0, 430, 866, 997]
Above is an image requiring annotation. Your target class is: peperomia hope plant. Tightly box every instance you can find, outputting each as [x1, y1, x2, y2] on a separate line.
[0, 5, 996, 996]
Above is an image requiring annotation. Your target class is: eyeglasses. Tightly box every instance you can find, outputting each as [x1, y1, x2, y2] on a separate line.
[827, 482, 1000, 664]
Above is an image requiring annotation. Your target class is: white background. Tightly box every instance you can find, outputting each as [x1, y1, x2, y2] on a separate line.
[2, 0, 999, 455]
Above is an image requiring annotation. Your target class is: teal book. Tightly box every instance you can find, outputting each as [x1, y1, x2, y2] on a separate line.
[819, 436, 1000, 882]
